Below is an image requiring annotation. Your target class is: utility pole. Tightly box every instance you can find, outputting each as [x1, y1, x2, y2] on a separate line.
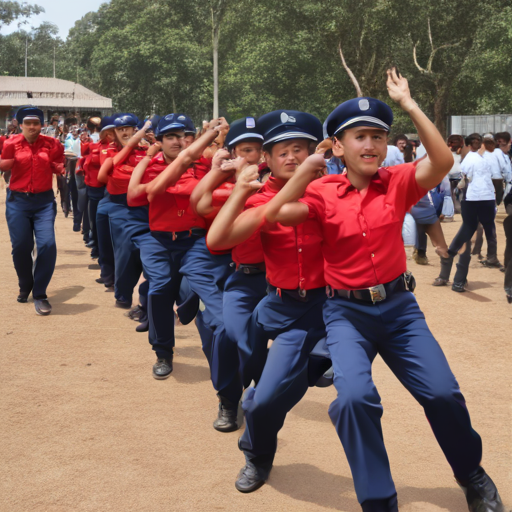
[211, 0, 227, 119]
[53, 45, 56, 78]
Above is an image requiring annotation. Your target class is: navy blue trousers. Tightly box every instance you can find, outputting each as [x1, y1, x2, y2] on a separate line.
[135, 232, 199, 359]
[86, 185, 105, 249]
[5, 190, 57, 299]
[223, 270, 268, 388]
[324, 292, 482, 504]
[180, 237, 240, 404]
[240, 288, 326, 462]
[108, 197, 149, 304]
[96, 194, 116, 286]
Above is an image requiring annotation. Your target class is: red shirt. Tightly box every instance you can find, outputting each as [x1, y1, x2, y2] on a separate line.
[246, 177, 325, 290]
[0, 135, 6, 155]
[149, 169, 206, 233]
[127, 152, 169, 207]
[192, 156, 212, 179]
[106, 146, 147, 195]
[300, 163, 427, 290]
[207, 182, 264, 265]
[82, 140, 110, 188]
[2, 133, 64, 193]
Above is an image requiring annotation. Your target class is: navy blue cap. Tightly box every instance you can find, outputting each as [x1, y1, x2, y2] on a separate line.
[174, 114, 196, 135]
[155, 114, 186, 139]
[225, 117, 263, 149]
[16, 105, 44, 125]
[114, 113, 139, 128]
[100, 115, 116, 132]
[257, 110, 323, 146]
[324, 97, 393, 138]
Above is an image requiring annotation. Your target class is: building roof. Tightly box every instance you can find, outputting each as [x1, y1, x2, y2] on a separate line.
[0, 77, 112, 110]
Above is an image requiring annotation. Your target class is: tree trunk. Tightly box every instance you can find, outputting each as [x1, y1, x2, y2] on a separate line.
[212, 11, 220, 119]
[433, 83, 449, 138]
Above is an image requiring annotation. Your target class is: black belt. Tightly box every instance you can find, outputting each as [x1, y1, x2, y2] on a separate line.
[330, 272, 415, 304]
[151, 228, 206, 241]
[9, 189, 53, 198]
[237, 263, 266, 275]
[268, 284, 326, 303]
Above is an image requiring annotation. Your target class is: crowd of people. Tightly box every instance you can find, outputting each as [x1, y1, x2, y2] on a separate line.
[0, 68, 510, 512]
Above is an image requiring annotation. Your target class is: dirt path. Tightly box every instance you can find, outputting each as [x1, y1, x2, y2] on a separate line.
[0, 186, 510, 512]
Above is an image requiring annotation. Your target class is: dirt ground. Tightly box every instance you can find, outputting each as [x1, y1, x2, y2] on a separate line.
[0, 184, 510, 512]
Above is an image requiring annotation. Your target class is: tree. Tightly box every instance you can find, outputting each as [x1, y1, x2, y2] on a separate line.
[0, 0, 43, 28]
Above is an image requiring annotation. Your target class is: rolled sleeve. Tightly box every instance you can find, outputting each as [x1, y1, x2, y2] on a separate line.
[299, 182, 325, 220]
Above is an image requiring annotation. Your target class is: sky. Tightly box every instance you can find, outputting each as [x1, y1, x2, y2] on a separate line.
[1, 0, 107, 39]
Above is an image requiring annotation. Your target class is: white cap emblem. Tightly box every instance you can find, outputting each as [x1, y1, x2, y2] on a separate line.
[359, 99, 370, 111]
[280, 112, 296, 123]
[178, 115, 186, 121]
[246, 117, 256, 129]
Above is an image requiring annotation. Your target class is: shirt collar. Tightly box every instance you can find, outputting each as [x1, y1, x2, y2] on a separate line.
[335, 167, 391, 197]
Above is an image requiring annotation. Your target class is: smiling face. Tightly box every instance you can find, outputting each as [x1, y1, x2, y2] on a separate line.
[234, 141, 262, 165]
[333, 127, 388, 178]
[21, 119, 42, 142]
[264, 139, 310, 182]
[160, 131, 185, 160]
[115, 126, 136, 146]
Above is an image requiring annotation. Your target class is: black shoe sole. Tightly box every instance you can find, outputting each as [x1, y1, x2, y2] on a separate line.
[213, 422, 240, 433]
[152, 372, 172, 380]
[235, 479, 266, 493]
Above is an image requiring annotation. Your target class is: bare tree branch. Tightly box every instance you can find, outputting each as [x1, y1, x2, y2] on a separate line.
[413, 42, 428, 74]
[338, 41, 363, 97]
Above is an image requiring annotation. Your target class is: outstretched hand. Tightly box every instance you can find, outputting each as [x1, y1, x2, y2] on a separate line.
[221, 156, 247, 174]
[212, 148, 231, 170]
[386, 67, 416, 112]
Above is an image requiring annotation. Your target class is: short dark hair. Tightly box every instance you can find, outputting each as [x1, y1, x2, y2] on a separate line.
[447, 134, 464, 146]
[495, 131, 511, 144]
[465, 133, 482, 146]
[263, 138, 314, 156]
[393, 134, 408, 145]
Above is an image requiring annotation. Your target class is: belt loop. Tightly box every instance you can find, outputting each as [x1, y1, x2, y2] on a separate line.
[276, 287, 282, 298]
[326, 285, 334, 298]
[172, 231, 177, 241]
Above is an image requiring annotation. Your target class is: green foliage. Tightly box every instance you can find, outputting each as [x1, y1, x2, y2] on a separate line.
[0, 0, 511, 134]
[0, 0, 43, 28]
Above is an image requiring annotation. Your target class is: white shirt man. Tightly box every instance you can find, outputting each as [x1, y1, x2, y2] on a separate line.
[461, 151, 495, 201]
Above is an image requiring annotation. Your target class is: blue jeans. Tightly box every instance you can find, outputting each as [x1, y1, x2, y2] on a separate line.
[324, 292, 482, 504]
[96, 194, 116, 286]
[5, 189, 57, 299]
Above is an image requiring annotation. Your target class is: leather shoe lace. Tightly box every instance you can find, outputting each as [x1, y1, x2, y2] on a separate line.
[457, 467, 508, 512]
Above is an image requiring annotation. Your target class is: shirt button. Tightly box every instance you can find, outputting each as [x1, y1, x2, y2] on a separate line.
[371, 253, 375, 258]
[363, 232, 366, 237]
[298, 248, 302, 253]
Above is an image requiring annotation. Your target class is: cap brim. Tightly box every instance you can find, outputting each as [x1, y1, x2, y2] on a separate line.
[264, 131, 318, 145]
[333, 117, 390, 136]
[100, 124, 115, 132]
[228, 133, 264, 147]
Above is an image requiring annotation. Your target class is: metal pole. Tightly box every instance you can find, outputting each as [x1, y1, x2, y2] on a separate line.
[25, 36, 28, 77]
[53, 46, 56, 78]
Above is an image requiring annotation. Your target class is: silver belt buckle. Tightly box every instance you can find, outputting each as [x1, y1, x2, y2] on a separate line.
[298, 288, 307, 298]
[369, 284, 386, 303]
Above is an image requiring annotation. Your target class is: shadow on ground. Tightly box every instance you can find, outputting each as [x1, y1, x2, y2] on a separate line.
[49, 286, 99, 316]
[271, 463, 467, 511]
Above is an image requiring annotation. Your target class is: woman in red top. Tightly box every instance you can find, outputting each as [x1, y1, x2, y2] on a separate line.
[97, 113, 151, 308]
[261, 69, 504, 512]
[0, 106, 64, 315]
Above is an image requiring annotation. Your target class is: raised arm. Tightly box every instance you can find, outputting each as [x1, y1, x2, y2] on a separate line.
[112, 120, 152, 167]
[97, 157, 113, 184]
[127, 142, 161, 203]
[190, 148, 232, 217]
[146, 118, 228, 201]
[386, 68, 453, 190]
[207, 165, 264, 250]
[264, 153, 325, 224]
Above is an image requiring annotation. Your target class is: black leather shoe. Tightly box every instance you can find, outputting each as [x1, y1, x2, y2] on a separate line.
[126, 305, 144, 321]
[136, 319, 149, 332]
[457, 467, 507, 512]
[115, 299, 132, 309]
[85, 240, 96, 248]
[17, 292, 30, 303]
[452, 281, 467, 293]
[235, 461, 268, 493]
[213, 396, 242, 432]
[152, 357, 173, 379]
[34, 299, 52, 316]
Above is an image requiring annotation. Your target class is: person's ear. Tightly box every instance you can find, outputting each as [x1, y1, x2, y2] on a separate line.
[332, 136, 344, 158]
